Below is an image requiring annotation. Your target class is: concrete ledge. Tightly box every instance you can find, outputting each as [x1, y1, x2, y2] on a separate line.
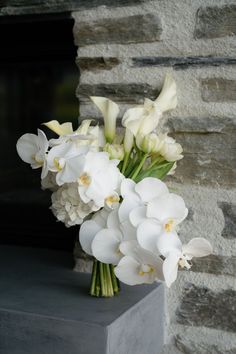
[0, 246, 165, 354]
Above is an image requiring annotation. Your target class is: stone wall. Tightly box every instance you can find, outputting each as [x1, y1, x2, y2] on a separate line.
[1, 0, 235, 353]
[72, 0, 236, 353]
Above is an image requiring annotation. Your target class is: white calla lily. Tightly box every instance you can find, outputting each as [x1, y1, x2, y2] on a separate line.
[90, 96, 119, 143]
[123, 128, 134, 154]
[158, 237, 213, 287]
[16, 129, 49, 178]
[115, 241, 164, 285]
[122, 73, 177, 137]
[43, 120, 73, 136]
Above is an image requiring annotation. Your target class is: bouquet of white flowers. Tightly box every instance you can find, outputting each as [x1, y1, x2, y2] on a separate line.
[16, 73, 212, 297]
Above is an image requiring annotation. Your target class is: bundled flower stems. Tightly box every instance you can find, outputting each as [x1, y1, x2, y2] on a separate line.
[17, 73, 213, 297]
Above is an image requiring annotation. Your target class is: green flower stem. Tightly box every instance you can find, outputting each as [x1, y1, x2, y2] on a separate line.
[90, 260, 98, 296]
[90, 261, 120, 297]
[95, 266, 101, 297]
[121, 152, 130, 174]
[99, 261, 106, 296]
[148, 155, 164, 170]
[110, 265, 119, 294]
[130, 153, 148, 180]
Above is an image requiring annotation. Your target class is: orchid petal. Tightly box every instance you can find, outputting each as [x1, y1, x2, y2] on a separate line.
[147, 193, 188, 224]
[91, 228, 123, 265]
[129, 206, 147, 227]
[182, 238, 213, 259]
[163, 251, 180, 287]
[135, 177, 169, 202]
[79, 220, 102, 256]
[137, 219, 161, 253]
[156, 232, 182, 258]
[115, 256, 145, 285]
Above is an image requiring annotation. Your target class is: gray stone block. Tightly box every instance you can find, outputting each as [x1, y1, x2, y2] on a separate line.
[73, 14, 162, 46]
[194, 5, 236, 39]
[0, 246, 165, 354]
[201, 78, 236, 102]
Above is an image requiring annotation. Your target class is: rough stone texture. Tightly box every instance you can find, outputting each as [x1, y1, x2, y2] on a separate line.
[77, 83, 159, 104]
[218, 202, 236, 239]
[165, 116, 236, 187]
[73, 14, 162, 47]
[0, 0, 147, 16]
[132, 56, 236, 70]
[194, 5, 236, 39]
[201, 78, 236, 102]
[175, 335, 236, 354]
[76, 57, 120, 72]
[191, 254, 236, 276]
[176, 284, 236, 333]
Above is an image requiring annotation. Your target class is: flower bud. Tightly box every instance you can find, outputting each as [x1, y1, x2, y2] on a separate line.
[123, 128, 134, 154]
[136, 133, 163, 154]
[159, 134, 183, 161]
[104, 143, 125, 160]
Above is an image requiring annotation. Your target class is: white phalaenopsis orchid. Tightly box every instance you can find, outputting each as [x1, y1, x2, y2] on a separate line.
[122, 73, 177, 137]
[78, 151, 123, 210]
[90, 96, 119, 143]
[157, 235, 213, 287]
[119, 177, 169, 223]
[16, 73, 213, 297]
[79, 208, 136, 265]
[16, 129, 49, 178]
[47, 142, 88, 186]
[115, 240, 164, 285]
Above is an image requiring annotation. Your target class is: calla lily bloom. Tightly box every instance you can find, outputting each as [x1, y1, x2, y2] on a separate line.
[16, 129, 49, 178]
[122, 73, 177, 137]
[43, 120, 73, 136]
[90, 96, 119, 143]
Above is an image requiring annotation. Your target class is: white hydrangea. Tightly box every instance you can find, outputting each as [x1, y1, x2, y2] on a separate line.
[51, 183, 94, 227]
[41, 171, 58, 191]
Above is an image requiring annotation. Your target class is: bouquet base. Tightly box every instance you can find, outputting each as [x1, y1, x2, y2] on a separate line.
[90, 260, 120, 297]
[0, 245, 165, 354]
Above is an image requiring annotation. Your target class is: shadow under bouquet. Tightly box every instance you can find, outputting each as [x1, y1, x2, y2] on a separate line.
[16, 73, 212, 297]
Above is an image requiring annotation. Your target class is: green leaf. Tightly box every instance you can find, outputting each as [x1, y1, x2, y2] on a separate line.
[134, 161, 174, 182]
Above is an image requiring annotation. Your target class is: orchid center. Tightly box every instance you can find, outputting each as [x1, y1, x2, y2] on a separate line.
[164, 219, 175, 232]
[178, 255, 192, 270]
[53, 157, 65, 171]
[79, 173, 91, 186]
[138, 264, 154, 276]
[105, 195, 120, 208]
[32, 154, 44, 166]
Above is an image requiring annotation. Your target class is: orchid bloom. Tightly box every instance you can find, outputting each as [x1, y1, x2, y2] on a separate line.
[115, 240, 164, 285]
[119, 177, 169, 223]
[90, 96, 119, 143]
[79, 208, 136, 265]
[47, 142, 88, 186]
[78, 151, 123, 210]
[16, 129, 49, 178]
[136, 193, 188, 252]
[122, 73, 177, 137]
[157, 235, 213, 287]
